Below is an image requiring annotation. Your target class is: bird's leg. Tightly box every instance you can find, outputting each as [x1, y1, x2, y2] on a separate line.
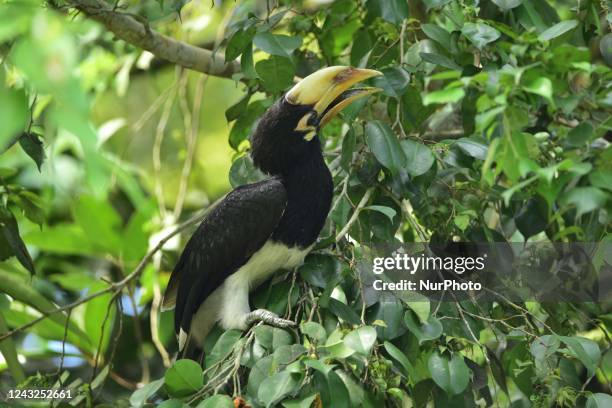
[244, 309, 296, 329]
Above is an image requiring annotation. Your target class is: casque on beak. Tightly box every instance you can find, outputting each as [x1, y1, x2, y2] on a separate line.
[286, 66, 382, 140]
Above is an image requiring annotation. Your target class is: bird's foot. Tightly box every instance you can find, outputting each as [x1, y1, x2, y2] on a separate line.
[244, 309, 295, 329]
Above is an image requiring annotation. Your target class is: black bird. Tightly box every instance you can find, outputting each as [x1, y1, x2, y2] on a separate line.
[162, 66, 382, 361]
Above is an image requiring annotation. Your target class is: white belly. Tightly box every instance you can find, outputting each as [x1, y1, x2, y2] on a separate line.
[220, 241, 311, 328]
[185, 241, 311, 348]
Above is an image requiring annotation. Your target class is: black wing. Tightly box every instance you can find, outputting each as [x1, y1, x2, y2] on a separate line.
[164, 178, 287, 335]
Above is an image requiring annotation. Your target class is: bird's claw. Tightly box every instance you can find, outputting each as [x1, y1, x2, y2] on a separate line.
[244, 309, 296, 329]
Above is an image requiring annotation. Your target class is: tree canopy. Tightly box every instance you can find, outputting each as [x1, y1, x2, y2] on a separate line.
[0, 0, 611, 407]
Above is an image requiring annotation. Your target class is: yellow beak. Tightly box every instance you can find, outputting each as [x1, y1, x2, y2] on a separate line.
[285, 66, 382, 126]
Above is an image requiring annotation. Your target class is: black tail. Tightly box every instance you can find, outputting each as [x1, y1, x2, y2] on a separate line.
[178, 332, 205, 365]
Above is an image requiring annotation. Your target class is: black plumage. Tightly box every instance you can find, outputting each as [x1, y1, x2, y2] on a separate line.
[162, 66, 381, 362]
[167, 178, 288, 336]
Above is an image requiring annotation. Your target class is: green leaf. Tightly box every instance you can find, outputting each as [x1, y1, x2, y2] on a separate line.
[366, 294, 406, 340]
[247, 355, 274, 398]
[91, 364, 110, 390]
[206, 329, 242, 367]
[18, 132, 45, 171]
[13, 190, 45, 226]
[282, 393, 317, 408]
[254, 325, 292, 350]
[299, 254, 340, 288]
[428, 353, 471, 395]
[365, 121, 406, 174]
[364, 205, 396, 222]
[340, 128, 356, 171]
[335, 370, 366, 407]
[85, 282, 115, 353]
[367, 0, 409, 24]
[400, 86, 436, 131]
[241, 42, 256, 79]
[563, 187, 608, 217]
[0, 309, 25, 383]
[530, 335, 560, 362]
[72, 196, 122, 255]
[300, 321, 327, 343]
[327, 298, 361, 325]
[590, 170, 612, 192]
[486, 348, 509, 395]
[384, 341, 415, 378]
[0, 3, 32, 43]
[453, 214, 470, 231]
[566, 122, 594, 146]
[559, 336, 601, 377]
[0, 206, 35, 275]
[523, 77, 553, 100]
[538, 20, 579, 41]
[225, 93, 251, 123]
[515, 197, 548, 239]
[271, 344, 307, 367]
[454, 138, 488, 160]
[344, 326, 377, 355]
[164, 359, 204, 398]
[0, 85, 27, 150]
[226, 27, 256, 61]
[258, 370, 301, 407]
[129, 379, 164, 408]
[229, 100, 268, 149]
[196, 394, 234, 408]
[587, 393, 612, 408]
[406, 297, 430, 323]
[462, 23, 501, 49]
[322, 337, 355, 359]
[73, 195, 121, 249]
[403, 312, 443, 344]
[423, 0, 452, 8]
[423, 87, 465, 105]
[229, 155, 266, 187]
[24, 223, 97, 256]
[304, 358, 350, 407]
[158, 400, 187, 408]
[254, 32, 302, 58]
[256, 56, 295, 93]
[0, 268, 91, 352]
[419, 52, 462, 70]
[492, 0, 522, 10]
[400, 139, 435, 176]
[372, 67, 411, 98]
[421, 24, 451, 50]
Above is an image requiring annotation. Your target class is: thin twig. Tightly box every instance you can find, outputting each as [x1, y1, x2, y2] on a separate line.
[127, 287, 150, 384]
[0, 199, 221, 342]
[90, 291, 121, 383]
[151, 273, 171, 367]
[152, 75, 179, 218]
[335, 187, 374, 242]
[173, 73, 208, 220]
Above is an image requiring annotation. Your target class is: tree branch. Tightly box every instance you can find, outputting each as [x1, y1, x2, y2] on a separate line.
[66, 0, 240, 79]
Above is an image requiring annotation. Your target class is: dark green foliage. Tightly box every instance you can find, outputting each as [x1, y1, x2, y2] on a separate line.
[0, 0, 611, 407]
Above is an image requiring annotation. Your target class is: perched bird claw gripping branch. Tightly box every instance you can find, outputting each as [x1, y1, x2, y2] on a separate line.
[162, 66, 382, 362]
[244, 309, 296, 329]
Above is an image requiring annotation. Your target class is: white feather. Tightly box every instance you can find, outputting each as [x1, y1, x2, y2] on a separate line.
[187, 240, 311, 346]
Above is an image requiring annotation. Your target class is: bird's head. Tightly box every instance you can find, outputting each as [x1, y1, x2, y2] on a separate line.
[251, 66, 382, 175]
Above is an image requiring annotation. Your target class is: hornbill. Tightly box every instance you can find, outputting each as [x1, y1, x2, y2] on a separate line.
[162, 66, 382, 361]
